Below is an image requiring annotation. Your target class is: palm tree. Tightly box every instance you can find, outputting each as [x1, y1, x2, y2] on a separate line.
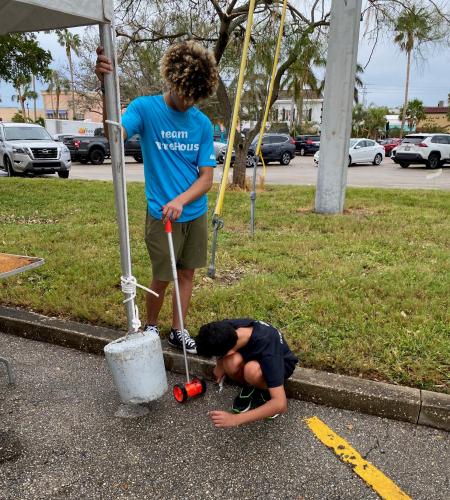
[47, 70, 70, 119]
[394, 6, 435, 138]
[56, 28, 81, 119]
[399, 99, 426, 131]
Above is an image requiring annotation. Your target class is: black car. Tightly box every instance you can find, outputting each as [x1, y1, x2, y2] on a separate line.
[220, 133, 296, 166]
[295, 135, 320, 156]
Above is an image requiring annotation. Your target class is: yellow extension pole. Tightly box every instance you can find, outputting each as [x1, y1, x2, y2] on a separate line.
[254, 0, 288, 163]
[250, 0, 288, 236]
[207, 0, 256, 278]
[213, 0, 256, 217]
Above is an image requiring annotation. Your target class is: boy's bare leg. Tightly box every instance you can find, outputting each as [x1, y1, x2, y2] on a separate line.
[171, 268, 195, 330]
[222, 352, 246, 384]
[243, 361, 267, 389]
[146, 279, 169, 325]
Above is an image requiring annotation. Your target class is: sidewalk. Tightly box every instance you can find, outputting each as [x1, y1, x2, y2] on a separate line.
[1, 332, 449, 499]
[0, 306, 448, 431]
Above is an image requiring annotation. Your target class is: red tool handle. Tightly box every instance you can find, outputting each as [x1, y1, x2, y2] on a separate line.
[165, 219, 172, 233]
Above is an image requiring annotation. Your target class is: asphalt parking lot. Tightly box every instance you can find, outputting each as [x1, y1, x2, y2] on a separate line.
[1, 332, 448, 499]
[60, 155, 450, 190]
[2, 154, 450, 190]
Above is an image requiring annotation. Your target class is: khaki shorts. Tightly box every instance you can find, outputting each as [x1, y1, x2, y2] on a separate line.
[145, 211, 208, 281]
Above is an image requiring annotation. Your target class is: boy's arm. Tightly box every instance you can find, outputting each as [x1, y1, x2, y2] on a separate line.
[208, 386, 288, 428]
[162, 167, 214, 222]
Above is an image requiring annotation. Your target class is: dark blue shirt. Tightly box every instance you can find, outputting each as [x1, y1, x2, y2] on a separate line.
[227, 319, 298, 388]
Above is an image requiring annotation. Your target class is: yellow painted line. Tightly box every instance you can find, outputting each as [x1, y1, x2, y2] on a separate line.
[305, 417, 411, 500]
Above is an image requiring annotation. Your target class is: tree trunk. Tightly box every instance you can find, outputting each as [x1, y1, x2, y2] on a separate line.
[32, 75, 37, 121]
[17, 86, 26, 118]
[68, 51, 76, 119]
[232, 119, 261, 187]
[400, 49, 411, 139]
[56, 90, 60, 118]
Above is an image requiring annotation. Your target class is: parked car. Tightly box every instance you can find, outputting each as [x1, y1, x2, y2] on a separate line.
[53, 133, 76, 142]
[125, 135, 142, 162]
[0, 122, 71, 178]
[295, 135, 320, 156]
[314, 138, 385, 167]
[379, 138, 402, 157]
[220, 133, 296, 166]
[393, 133, 450, 169]
[67, 129, 143, 164]
[214, 141, 226, 163]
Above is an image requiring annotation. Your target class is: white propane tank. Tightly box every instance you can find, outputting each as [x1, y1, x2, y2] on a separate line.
[104, 330, 168, 404]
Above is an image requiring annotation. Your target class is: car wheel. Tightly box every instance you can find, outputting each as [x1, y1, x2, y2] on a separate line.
[280, 152, 291, 166]
[89, 148, 105, 165]
[299, 147, 306, 156]
[400, 162, 409, 168]
[246, 154, 256, 168]
[426, 153, 440, 169]
[4, 156, 16, 177]
[348, 156, 352, 167]
[373, 153, 383, 166]
[58, 171, 69, 179]
[133, 155, 143, 163]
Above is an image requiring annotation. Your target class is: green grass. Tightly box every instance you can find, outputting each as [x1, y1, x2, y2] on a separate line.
[1, 179, 449, 392]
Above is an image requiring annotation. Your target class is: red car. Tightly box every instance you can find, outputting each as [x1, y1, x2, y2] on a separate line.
[379, 138, 402, 157]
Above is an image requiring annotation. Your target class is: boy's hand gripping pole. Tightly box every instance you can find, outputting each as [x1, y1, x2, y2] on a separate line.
[165, 220, 190, 383]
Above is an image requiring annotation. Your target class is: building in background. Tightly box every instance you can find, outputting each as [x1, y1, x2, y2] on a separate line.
[0, 106, 45, 122]
[417, 100, 450, 131]
[41, 91, 102, 122]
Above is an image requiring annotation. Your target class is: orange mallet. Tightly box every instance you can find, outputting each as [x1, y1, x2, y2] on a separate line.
[165, 219, 206, 403]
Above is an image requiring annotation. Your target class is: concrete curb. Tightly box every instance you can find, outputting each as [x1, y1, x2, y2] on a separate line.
[1, 306, 448, 431]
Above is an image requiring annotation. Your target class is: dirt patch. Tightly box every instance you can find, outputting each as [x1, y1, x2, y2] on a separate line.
[0, 430, 22, 464]
[0, 254, 37, 275]
[296, 207, 378, 217]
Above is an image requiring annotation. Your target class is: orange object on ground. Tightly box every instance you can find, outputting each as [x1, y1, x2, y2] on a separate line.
[0, 253, 44, 278]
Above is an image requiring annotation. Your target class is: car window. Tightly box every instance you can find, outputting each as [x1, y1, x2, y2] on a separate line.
[358, 140, 368, 148]
[366, 140, 376, 147]
[272, 135, 287, 144]
[350, 139, 358, 147]
[403, 136, 429, 144]
[4, 126, 52, 141]
[431, 135, 448, 144]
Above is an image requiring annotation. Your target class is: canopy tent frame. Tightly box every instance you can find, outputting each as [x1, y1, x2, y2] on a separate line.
[1, 0, 151, 334]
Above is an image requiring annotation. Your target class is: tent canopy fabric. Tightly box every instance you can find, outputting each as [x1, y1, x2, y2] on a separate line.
[0, 0, 112, 34]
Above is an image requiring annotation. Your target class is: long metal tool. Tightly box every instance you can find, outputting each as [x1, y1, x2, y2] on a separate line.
[208, 0, 257, 278]
[250, 0, 288, 236]
[165, 220, 190, 383]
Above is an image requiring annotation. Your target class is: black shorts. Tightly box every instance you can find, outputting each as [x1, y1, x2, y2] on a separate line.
[284, 359, 297, 380]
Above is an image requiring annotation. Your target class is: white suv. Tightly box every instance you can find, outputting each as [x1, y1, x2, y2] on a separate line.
[393, 133, 450, 169]
[0, 122, 72, 178]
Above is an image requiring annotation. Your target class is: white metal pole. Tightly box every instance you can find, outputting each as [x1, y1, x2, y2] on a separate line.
[99, 23, 136, 332]
[315, 0, 362, 214]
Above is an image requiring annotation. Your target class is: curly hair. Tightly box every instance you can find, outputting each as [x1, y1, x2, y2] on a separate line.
[160, 40, 218, 102]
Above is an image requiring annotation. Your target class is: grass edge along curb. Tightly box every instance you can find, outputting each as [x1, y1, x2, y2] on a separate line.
[0, 305, 448, 432]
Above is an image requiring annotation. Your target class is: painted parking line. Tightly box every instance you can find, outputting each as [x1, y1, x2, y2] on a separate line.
[305, 416, 411, 500]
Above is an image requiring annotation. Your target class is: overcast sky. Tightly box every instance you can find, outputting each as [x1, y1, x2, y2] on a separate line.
[0, 24, 449, 111]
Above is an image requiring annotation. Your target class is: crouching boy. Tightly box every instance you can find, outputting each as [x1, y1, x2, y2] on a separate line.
[195, 319, 298, 428]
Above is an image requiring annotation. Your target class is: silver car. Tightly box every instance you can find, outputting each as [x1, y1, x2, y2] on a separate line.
[0, 123, 72, 178]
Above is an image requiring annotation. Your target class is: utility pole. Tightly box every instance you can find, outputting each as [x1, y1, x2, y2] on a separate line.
[315, 0, 362, 214]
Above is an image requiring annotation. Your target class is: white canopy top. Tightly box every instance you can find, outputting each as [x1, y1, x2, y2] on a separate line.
[0, 0, 113, 34]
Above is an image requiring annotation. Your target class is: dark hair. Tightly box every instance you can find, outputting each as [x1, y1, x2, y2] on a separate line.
[160, 40, 219, 102]
[195, 321, 238, 357]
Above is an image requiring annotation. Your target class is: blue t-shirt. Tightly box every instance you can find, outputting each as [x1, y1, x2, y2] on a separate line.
[122, 95, 216, 222]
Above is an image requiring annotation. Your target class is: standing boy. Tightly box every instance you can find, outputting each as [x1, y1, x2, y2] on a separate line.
[195, 319, 299, 427]
[96, 41, 219, 353]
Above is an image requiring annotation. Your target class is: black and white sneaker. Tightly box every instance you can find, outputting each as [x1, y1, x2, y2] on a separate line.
[232, 386, 255, 413]
[168, 328, 197, 354]
[143, 324, 160, 336]
[252, 389, 280, 420]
